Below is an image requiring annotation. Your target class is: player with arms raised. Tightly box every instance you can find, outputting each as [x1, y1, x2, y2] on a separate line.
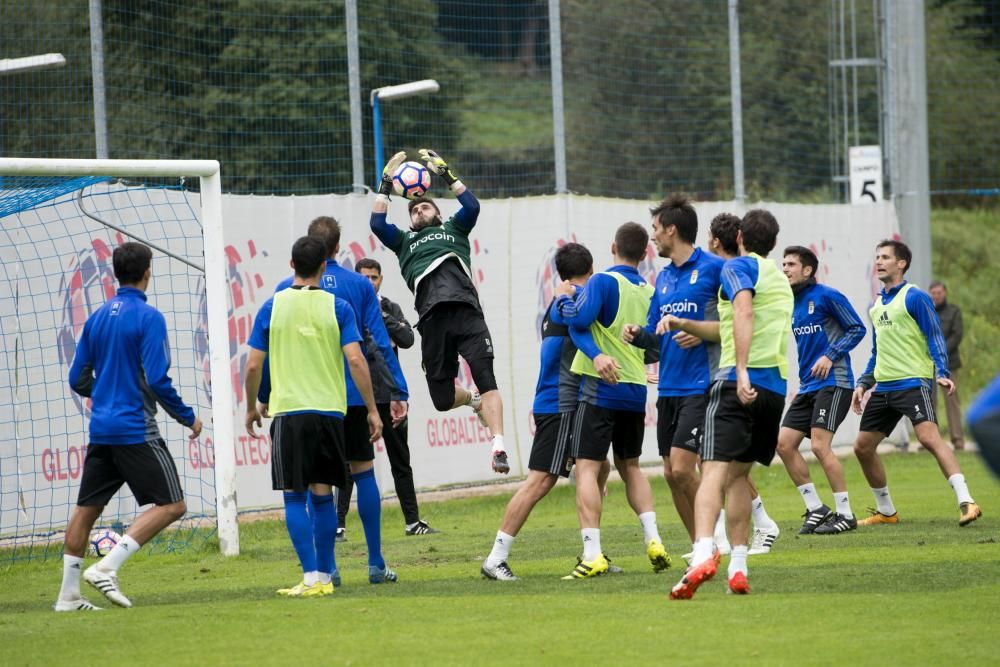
[370, 150, 508, 474]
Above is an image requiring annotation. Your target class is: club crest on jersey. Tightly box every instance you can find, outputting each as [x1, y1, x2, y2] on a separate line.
[808, 300, 815, 314]
[690, 269, 699, 285]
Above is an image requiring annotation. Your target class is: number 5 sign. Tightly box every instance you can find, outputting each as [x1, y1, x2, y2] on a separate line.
[849, 145, 883, 203]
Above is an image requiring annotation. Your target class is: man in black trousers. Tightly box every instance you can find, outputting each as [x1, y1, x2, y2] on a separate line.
[337, 258, 438, 537]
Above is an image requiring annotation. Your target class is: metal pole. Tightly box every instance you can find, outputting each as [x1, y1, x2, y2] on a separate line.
[548, 0, 567, 193]
[886, 0, 932, 287]
[345, 0, 365, 193]
[89, 0, 109, 159]
[372, 95, 383, 188]
[728, 0, 745, 203]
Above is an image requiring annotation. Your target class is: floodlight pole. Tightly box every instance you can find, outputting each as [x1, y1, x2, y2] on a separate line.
[370, 79, 440, 186]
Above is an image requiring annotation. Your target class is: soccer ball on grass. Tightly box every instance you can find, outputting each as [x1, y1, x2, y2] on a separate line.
[90, 529, 121, 557]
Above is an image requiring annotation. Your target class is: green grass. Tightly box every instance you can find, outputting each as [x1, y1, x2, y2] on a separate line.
[2, 452, 999, 665]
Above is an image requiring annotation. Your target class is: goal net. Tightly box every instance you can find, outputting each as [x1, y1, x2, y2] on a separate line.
[0, 158, 238, 562]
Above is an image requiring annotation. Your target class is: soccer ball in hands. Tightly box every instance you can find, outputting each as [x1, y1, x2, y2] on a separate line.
[90, 529, 121, 557]
[392, 161, 431, 199]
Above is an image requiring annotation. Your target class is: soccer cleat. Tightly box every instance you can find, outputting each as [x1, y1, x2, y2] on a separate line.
[54, 597, 103, 612]
[299, 582, 334, 598]
[335, 527, 347, 542]
[491, 450, 510, 475]
[748, 524, 780, 555]
[959, 502, 982, 527]
[669, 558, 717, 600]
[606, 557, 624, 575]
[858, 508, 899, 526]
[646, 539, 672, 572]
[405, 520, 439, 536]
[814, 512, 858, 534]
[277, 581, 309, 596]
[369, 565, 398, 584]
[798, 504, 832, 534]
[727, 571, 750, 595]
[562, 554, 609, 580]
[470, 390, 490, 429]
[331, 570, 342, 588]
[481, 560, 518, 581]
[83, 565, 132, 608]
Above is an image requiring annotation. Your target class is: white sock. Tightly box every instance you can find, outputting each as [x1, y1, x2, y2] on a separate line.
[98, 534, 141, 573]
[833, 491, 853, 518]
[487, 530, 515, 566]
[692, 537, 715, 566]
[728, 545, 749, 578]
[59, 555, 84, 601]
[714, 510, 729, 544]
[491, 435, 506, 454]
[581, 528, 601, 562]
[317, 572, 332, 585]
[638, 511, 660, 544]
[303, 571, 320, 586]
[872, 486, 896, 516]
[751, 496, 776, 529]
[797, 483, 824, 511]
[948, 474, 974, 505]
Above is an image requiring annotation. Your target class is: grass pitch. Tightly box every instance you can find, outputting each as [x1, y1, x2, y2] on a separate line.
[2, 452, 999, 666]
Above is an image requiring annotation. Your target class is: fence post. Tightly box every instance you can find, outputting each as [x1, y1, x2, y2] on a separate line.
[728, 0, 745, 203]
[548, 0, 567, 193]
[345, 0, 366, 193]
[89, 0, 109, 159]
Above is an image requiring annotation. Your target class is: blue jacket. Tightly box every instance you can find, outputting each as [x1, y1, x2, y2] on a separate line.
[792, 279, 865, 393]
[68, 287, 195, 445]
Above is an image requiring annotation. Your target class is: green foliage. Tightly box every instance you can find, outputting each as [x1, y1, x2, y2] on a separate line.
[931, 207, 1000, 404]
[3, 454, 999, 664]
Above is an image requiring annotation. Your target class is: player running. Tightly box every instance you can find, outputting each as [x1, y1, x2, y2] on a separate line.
[777, 246, 865, 534]
[671, 210, 793, 599]
[370, 150, 508, 474]
[851, 240, 981, 527]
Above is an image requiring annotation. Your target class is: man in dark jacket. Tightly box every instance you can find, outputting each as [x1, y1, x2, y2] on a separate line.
[930, 281, 965, 449]
[337, 258, 438, 537]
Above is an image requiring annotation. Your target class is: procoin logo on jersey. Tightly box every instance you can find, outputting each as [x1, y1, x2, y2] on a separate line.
[792, 323, 823, 336]
[690, 269, 699, 285]
[667, 301, 699, 315]
[409, 231, 455, 253]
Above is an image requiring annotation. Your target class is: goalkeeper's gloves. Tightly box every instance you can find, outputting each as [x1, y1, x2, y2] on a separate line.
[419, 148, 460, 186]
[378, 151, 408, 197]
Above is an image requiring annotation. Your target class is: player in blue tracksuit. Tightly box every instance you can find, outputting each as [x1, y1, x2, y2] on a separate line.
[968, 374, 1000, 479]
[57, 242, 202, 612]
[777, 246, 866, 535]
[554, 222, 671, 579]
[481, 243, 598, 581]
[623, 194, 724, 544]
[260, 216, 406, 583]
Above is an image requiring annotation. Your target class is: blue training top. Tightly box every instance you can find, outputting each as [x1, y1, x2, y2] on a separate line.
[859, 280, 950, 392]
[555, 265, 648, 412]
[792, 279, 865, 393]
[259, 259, 409, 407]
[68, 287, 195, 445]
[533, 285, 582, 415]
[632, 247, 723, 397]
[716, 256, 786, 395]
[248, 290, 362, 419]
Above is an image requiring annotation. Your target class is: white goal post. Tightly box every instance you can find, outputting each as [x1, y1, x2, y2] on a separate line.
[0, 157, 239, 556]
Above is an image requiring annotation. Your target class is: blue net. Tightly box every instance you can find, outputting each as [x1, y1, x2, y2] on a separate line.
[0, 176, 218, 562]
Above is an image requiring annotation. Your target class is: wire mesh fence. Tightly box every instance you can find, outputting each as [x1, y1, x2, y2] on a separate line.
[0, 0, 996, 200]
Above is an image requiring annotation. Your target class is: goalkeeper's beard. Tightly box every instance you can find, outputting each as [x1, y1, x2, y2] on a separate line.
[410, 213, 443, 231]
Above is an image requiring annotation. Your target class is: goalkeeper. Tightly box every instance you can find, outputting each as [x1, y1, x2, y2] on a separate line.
[370, 149, 508, 474]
